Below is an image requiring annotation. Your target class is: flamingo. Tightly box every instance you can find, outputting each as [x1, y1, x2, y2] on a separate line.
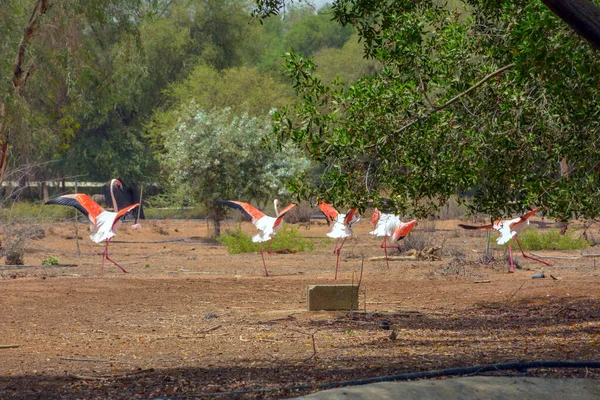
[220, 199, 297, 276]
[45, 193, 139, 277]
[318, 201, 359, 280]
[369, 208, 417, 269]
[458, 207, 552, 272]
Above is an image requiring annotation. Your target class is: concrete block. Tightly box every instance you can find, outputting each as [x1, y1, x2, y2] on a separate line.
[307, 284, 359, 311]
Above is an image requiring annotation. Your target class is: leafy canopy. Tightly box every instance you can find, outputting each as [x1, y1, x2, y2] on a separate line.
[269, 0, 600, 221]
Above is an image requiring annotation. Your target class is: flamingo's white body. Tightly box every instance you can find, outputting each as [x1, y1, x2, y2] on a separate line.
[45, 192, 139, 277]
[458, 207, 551, 272]
[369, 208, 417, 268]
[318, 201, 359, 279]
[220, 199, 297, 276]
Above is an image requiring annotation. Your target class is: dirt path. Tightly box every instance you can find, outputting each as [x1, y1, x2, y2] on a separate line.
[1, 218, 599, 398]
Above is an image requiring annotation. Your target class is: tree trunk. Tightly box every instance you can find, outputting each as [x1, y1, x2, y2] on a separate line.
[542, 0, 600, 51]
[213, 217, 221, 238]
[0, 103, 9, 182]
[0, 0, 51, 184]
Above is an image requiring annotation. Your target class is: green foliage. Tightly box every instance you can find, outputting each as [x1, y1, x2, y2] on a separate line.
[0, 202, 72, 222]
[42, 256, 60, 266]
[269, 0, 600, 222]
[217, 226, 315, 254]
[157, 106, 309, 231]
[516, 229, 590, 251]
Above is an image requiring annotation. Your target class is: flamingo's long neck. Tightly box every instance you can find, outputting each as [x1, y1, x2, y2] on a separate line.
[110, 179, 118, 211]
[274, 199, 280, 217]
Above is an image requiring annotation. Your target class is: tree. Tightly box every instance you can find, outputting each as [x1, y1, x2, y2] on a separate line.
[252, 1, 600, 224]
[0, 0, 143, 185]
[159, 106, 308, 237]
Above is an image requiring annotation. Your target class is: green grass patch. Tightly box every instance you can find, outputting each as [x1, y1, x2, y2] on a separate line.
[515, 228, 590, 251]
[0, 201, 73, 222]
[217, 226, 315, 254]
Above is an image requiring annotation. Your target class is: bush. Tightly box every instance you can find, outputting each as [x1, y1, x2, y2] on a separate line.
[42, 256, 60, 265]
[217, 226, 314, 254]
[515, 228, 590, 251]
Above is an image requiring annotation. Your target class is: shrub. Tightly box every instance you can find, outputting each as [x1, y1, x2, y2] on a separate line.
[514, 228, 590, 251]
[42, 256, 60, 266]
[217, 226, 314, 254]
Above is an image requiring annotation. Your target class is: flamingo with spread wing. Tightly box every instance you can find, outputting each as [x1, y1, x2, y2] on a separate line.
[45, 193, 139, 277]
[458, 207, 551, 272]
[318, 201, 359, 280]
[220, 199, 297, 276]
[369, 208, 417, 269]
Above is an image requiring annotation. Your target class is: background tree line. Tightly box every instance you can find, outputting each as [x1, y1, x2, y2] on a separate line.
[0, 0, 374, 214]
[4, 0, 600, 228]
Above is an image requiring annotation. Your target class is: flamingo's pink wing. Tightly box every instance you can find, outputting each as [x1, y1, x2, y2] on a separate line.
[45, 194, 105, 225]
[318, 201, 338, 225]
[344, 208, 359, 225]
[112, 203, 140, 229]
[371, 208, 380, 229]
[273, 203, 297, 229]
[220, 201, 266, 224]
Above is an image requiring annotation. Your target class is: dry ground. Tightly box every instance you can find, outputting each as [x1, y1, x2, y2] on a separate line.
[1, 216, 600, 399]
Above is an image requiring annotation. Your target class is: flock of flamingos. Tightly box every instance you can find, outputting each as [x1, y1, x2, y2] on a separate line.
[44, 179, 551, 278]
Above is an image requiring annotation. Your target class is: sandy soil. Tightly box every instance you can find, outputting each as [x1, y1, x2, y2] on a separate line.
[1, 216, 600, 399]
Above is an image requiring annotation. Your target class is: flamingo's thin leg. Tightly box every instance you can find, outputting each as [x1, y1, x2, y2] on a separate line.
[508, 243, 515, 273]
[260, 241, 271, 277]
[333, 237, 347, 280]
[101, 242, 107, 278]
[104, 240, 128, 273]
[515, 237, 552, 266]
[381, 236, 390, 269]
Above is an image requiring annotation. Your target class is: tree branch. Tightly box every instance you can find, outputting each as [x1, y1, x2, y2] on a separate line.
[13, 0, 52, 91]
[392, 63, 515, 136]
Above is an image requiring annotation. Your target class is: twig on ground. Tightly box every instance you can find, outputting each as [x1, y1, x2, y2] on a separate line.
[200, 325, 222, 334]
[506, 281, 526, 303]
[289, 328, 319, 361]
[0, 344, 20, 349]
[530, 253, 580, 260]
[60, 357, 133, 364]
[68, 368, 155, 381]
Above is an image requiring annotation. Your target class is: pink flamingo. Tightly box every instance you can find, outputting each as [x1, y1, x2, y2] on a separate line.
[45, 192, 139, 277]
[220, 200, 297, 276]
[369, 208, 417, 269]
[318, 201, 359, 280]
[458, 207, 551, 272]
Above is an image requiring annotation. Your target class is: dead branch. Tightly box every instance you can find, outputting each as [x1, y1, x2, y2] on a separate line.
[507, 281, 526, 303]
[200, 325, 222, 334]
[68, 368, 154, 381]
[0, 344, 20, 349]
[530, 253, 580, 260]
[289, 328, 319, 361]
[60, 357, 132, 364]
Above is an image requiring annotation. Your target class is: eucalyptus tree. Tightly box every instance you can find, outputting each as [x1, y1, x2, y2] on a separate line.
[0, 0, 143, 185]
[256, 0, 600, 223]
